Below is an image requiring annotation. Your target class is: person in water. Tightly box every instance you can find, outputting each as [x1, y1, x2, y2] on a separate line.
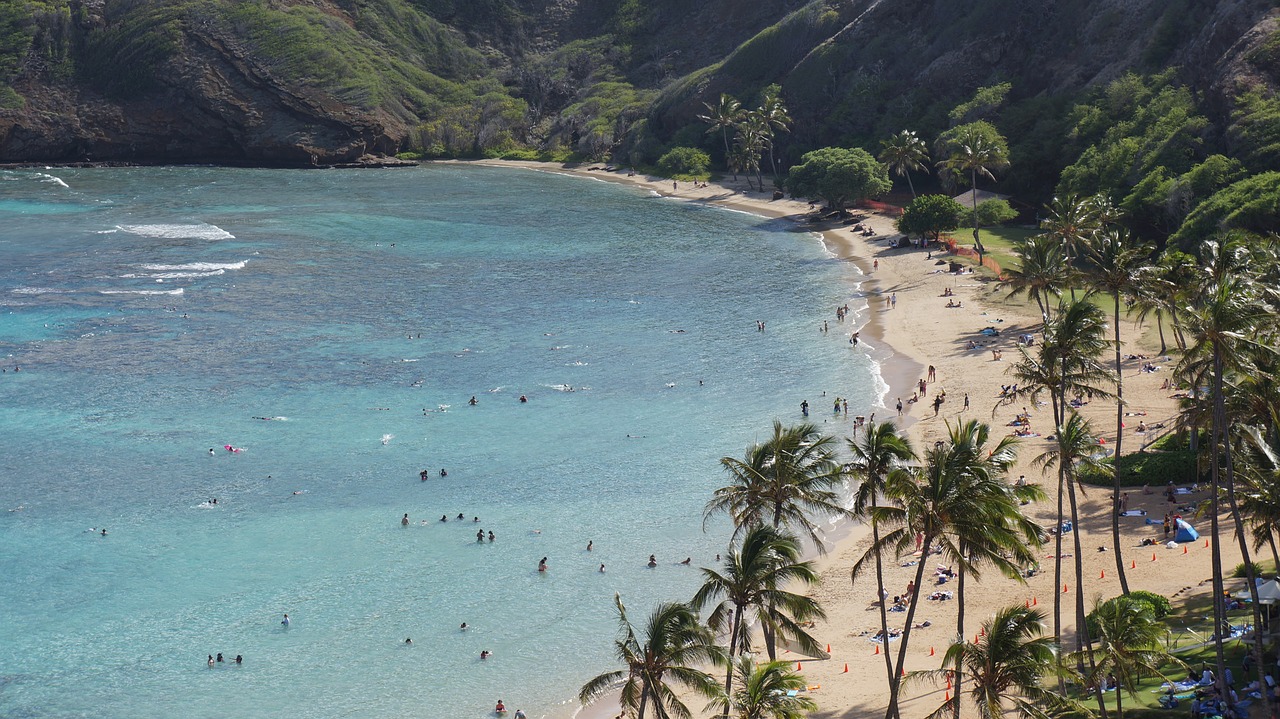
[281, 614, 290, 627]
[468, 396, 478, 406]
[599, 563, 606, 572]
[481, 650, 491, 660]
[587, 540, 593, 551]
[538, 557, 548, 572]
[477, 529, 485, 542]
[216, 653, 224, 663]
[456, 513, 464, 520]
[494, 699, 505, 712]
[402, 513, 409, 526]
[440, 468, 448, 477]
[648, 554, 657, 568]
[488, 531, 495, 542]
[460, 622, 468, 630]
[440, 515, 448, 522]
[208, 655, 214, 668]
[519, 395, 527, 403]
[404, 638, 413, 645]
[235, 655, 242, 664]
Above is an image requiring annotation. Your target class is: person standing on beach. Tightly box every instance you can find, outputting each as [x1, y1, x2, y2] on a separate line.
[963, 393, 970, 411]
[896, 398, 903, 416]
[927, 365, 936, 382]
[891, 293, 897, 309]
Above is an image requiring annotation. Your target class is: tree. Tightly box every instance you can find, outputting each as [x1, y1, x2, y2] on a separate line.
[691, 525, 824, 681]
[879, 130, 930, 199]
[1077, 596, 1182, 719]
[1082, 227, 1154, 595]
[785, 147, 891, 210]
[658, 147, 711, 178]
[1038, 194, 1109, 270]
[854, 420, 1040, 719]
[735, 111, 769, 191]
[717, 656, 816, 719]
[973, 199, 1017, 226]
[579, 595, 725, 719]
[912, 604, 1076, 719]
[935, 121, 1010, 265]
[699, 94, 743, 178]
[847, 421, 917, 694]
[896, 194, 967, 242]
[999, 235, 1071, 321]
[706, 421, 850, 551]
[758, 86, 792, 183]
[1171, 172, 1280, 249]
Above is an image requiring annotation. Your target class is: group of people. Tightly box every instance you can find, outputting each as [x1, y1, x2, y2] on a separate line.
[206, 652, 243, 667]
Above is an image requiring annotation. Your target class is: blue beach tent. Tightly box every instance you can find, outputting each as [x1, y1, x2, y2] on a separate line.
[1174, 518, 1200, 543]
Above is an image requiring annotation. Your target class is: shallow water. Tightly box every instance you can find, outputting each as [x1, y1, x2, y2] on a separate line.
[0, 164, 882, 718]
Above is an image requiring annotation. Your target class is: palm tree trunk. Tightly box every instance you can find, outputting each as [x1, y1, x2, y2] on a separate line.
[637, 682, 650, 719]
[1051, 393, 1066, 696]
[1115, 679, 1123, 719]
[1112, 292, 1130, 594]
[970, 170, 982, 265]
[954, 545, 966, 719]
[1268, 531, 1280, 572]
[906, 171, 917, 200]
[722, 610, 743, 719]
[768, 143, 779, 184]
[871, 497, 897, 696]
[1155, 309, 1168, 355]
[885, 536, 934, 719]
[1068, 472, 1110, 719]
[1221, 396, 1275, 719]
[1209, 352, 1231, 709]
[721, 129, 736, 180]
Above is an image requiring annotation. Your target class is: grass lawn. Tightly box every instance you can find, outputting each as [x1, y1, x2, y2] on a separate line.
[944, 225, 1037, 273]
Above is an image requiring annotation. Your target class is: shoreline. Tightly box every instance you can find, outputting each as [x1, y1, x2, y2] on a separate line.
[439, 159, 1235, 719]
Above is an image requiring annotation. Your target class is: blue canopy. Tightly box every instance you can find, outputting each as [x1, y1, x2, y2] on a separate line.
[1175, 518, 1199, 543]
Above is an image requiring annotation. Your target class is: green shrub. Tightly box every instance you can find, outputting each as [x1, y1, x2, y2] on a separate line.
[1081, 436, 1199, 488]
[1233, 561, 1264, 579]
[656, 146, 711, 178]
[974, 198, 1018, 226]
[1128, 590, 1172, 619]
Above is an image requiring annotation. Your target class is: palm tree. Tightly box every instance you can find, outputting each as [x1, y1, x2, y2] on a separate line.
[1177, 236, 1278, 713]
[911, 604, 1077, 719]
[1082, 227, 1155, 595]
[1075, 596, 1182, 719]
[854, 421, 1040, 719]
[847, 421, 917, 692]
[579, 594, 725, 719]
[714, 656, 817, 719]
[936, 124, 1009, 265]
[1008, 298, 1113, 694]
[699, 94, 742, 179]
[879, 130, 930, 199]
[735, 111, 770, 192]
[1000, 235, 1071, 322]
[1240, 424, 1280, 570]
[758, 89, 792, 183]
[692, 525, 825, 679]
[706, 421, 850, 552]
[1038, 194, 1108, 267]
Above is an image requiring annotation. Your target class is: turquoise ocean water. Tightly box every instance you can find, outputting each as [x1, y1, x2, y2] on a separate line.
[0, 165, 882, 719]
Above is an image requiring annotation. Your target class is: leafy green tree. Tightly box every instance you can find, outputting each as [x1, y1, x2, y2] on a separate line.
[657, 147, 711, 178]
[705, 421, 851, 551]
[1077, 596, 1182, 719]
[579, 594, 725, 719]
[699, 93, 743, 178]
[716, 656, 816, 719]
[879, 129, 930, 199]
[935, 121, 1010, 264]
[847, 421, 916, 693]
[1171, 172, 1280, 249]
[896, 194, 967, 241]
[974, 199, 1017, 226]
[757, 86, 792, 182]
[912, 604, 1077, 719]
[948, 82, 1012, 126]
[785, 147, 891, 210]
[691, 525, 823, 701]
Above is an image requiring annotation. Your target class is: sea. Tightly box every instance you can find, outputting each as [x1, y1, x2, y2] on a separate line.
[0, 164, 884, 719]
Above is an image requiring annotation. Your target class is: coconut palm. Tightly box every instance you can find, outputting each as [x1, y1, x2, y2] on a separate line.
[1000, 235, 1072, 322]
[735, 111, 770, 192]
[847, 421, 917, 690]
[879, 130, 930, 199]
[691, 525, 825, 678]
[1039, 194, 1108, 267]
[758, 89, 791, 183]
[699, 94, 743, 178]
[936, 124, 1009, 265]
[706, 421, 850, 552]
[579, 594, 725, 719]
[1177, 236, 1278, 712]
[911, 604, 1078, 719]
[1082, 227, 1155, 595]
[1075, 596, 1182, 719]
[1240, 424, 1280, 569]
[854, 421, 1039, 719]
[712, 656, 817, 719]
[1008, 298, 1113, 693]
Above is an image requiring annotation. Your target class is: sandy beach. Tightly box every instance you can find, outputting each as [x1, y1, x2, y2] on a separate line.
[456, 160, 1240, 719]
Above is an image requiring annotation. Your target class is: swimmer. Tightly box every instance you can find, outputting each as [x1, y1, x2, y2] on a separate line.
[235, 655, 242, 664]
[468, 396, 478, 406]
[481, 650, 491, 660]
[519, 395, 527, 403]
[292, 491, 304, 496]
[599, 563, 606, 572]
[477, 529, 485, 542]
[402, 513, 410, 526]
[209, 448, 215, 455]
[281, 614, 290, 627]
[217, 653, 224, 663]
[456, 513, 464, 520]
[441, 515, 448, 522]
[405, 638, 413, 645]
[441, 468, 448, 477]
[208, 655, 215, 668]
[538, 557, 548, 572]
[473, 516, 480, 522]
[420, 469, 430, 481]
[460, 623, 468, 630]
[100, 529, 107, 536]
[516, 710, 527, 719]
[648, 554, 657, 568]
[679, 557, 691, 565]
[488, 531, 495, 542]
[494, 699, 505, 712]
[587, 540, 593, 551]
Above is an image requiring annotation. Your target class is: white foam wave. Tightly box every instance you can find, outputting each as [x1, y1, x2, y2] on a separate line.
[32, 172, 69, 188]
[11, 287, 70, 295]
[141, 260, 248, 272]
[121, 270, 226, 279]
[95, 229, 119, 234]
[99, 288, 185, 296]
[381, 433, 394, 446]
[119, 224, 235, 240]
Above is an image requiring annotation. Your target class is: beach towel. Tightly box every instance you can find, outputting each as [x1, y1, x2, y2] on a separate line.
[1120, 510, 1148, 517]
[1145, 518, 1162, 525]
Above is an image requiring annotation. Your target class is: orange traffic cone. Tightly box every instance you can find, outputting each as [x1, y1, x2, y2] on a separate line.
[1152, 552, 1157, 562]
[797, 662, 802, 671]
[945, 691, 951, 702]
[827, 644, 832, 654]
[1032, 596, 1037, 606]
[930, 646, 935, 656]
[901, 667, 907, 677]
[1100, 570, 1105, 579]
[1025, 599, 1030, 608]
[842, 663, 849, 673]
[874, 645, 880, 655]
[1205, 539, 1210, 548]
[1131, 560, 1136, 569]
[1063, 583, 1069, 593]
[1184, 545, 1189, 554]
[946, 675, 952, 689]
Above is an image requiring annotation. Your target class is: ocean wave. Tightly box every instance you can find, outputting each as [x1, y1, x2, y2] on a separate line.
[118, 223, 235, 240]
[11, 287, 71, 295]
[121, 269, 226, 279]
[99, 288, 185, 296]
[34, 173, 70, 188]
[141, 260, 248, 272]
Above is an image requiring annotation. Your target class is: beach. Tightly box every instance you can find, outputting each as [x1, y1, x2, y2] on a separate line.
[464, 160, 1243, 719]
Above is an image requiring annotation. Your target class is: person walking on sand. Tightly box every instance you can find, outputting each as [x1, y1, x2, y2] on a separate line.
[963, 393, 970, 411]
[896, 398, 903, 416]
[927, 365, 936, 382]
[891, 293, 897, 309]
